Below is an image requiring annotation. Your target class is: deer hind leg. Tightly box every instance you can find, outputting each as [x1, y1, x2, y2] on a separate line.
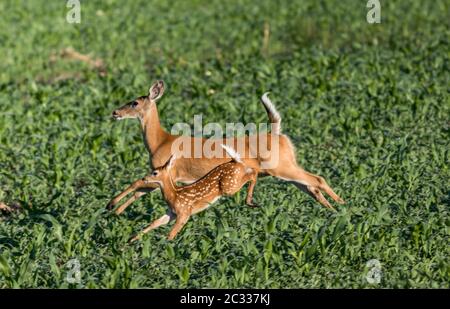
[244, 169, 259, 207]
[219, 168, 259, 208]
[129, 210, 176, 243]
[271, 163, 344, 209]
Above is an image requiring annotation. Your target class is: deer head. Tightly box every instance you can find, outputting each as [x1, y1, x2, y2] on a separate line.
[142, 155, 176, 187]
[112, 80, 165, 120]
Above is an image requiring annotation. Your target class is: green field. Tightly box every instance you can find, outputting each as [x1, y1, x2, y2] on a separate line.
[0, 0, 449, 288]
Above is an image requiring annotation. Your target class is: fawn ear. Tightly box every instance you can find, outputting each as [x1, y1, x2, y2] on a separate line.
[165, 154, 176, 170]
[148, 80, 165, 101]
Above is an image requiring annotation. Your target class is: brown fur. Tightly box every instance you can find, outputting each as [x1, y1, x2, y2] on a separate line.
[128, 152, 258, 242]
[107, 81, 344, 215]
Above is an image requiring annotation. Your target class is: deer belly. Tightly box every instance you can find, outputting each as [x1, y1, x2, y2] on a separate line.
[191, 197, 220, 215]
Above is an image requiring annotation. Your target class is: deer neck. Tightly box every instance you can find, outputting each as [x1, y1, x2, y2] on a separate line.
[159, 174, 178, 205]
[140, 103, 169, 157]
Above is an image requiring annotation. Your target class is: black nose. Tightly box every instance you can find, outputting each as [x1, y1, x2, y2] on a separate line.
[112, 111, 118, 118]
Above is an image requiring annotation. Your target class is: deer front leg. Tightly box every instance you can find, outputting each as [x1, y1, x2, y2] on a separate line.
[167, 212, 190, 240]
[115, 189, 152, 215]
[106, 178, 145, 210]
[129, 211, 176, 243]
[106, 178, 158, 212]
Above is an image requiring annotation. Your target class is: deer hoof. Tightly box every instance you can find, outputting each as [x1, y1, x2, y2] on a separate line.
[247, 202, 259, 208]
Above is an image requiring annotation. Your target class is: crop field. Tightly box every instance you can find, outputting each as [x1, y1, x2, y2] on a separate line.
[0, 0, 448, 288]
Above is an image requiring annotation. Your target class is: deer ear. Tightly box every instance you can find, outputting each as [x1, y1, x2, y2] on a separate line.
[165, 154, 176, 170]
[148, 80, 165, 101]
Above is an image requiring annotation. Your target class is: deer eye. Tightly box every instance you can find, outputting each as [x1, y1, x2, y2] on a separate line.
[152, 171, 158, 176]
[131, 101, 138, 108]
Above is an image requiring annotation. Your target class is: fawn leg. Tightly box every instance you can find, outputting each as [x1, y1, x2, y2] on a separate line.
[115, 189, 155, 215]
[106, 178, 158, 211]
[245, 170, 259, 208]
[129, 211, 176, 243]
[106, 178, 145, 210]
[167, 213, 190, 240]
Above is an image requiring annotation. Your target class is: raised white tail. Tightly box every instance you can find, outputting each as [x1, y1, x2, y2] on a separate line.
[261, 92, 281, 135]
[109, 82, 344, 216]
[221, 144, 242, 163]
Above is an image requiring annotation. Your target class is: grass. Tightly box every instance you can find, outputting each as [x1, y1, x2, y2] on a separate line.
[0, 0, 449, 288]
